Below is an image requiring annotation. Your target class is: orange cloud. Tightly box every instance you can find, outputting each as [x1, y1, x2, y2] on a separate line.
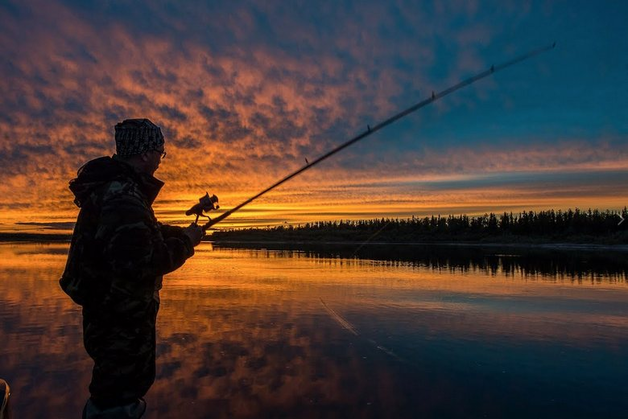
[0, 0, 625, 233]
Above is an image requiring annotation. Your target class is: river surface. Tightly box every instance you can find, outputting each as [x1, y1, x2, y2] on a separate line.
[0, 242, 627, 418]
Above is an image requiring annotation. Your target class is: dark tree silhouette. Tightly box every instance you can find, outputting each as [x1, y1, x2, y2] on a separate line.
[211, 207, 628, 244]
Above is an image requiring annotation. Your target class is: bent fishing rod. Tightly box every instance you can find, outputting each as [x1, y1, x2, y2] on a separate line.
[187, 43, 556, 231]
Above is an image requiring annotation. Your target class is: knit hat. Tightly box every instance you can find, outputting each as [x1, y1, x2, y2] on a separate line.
[114, 118, 165, 157]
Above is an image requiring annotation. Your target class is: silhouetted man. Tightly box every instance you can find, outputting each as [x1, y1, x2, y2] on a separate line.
[60, 119, 204, 418]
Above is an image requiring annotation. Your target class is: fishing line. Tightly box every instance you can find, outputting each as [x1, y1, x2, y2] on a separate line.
[319, 298, 409, 364]
[351, 220, 393, 257]
[199, 42, 556, 231]
[204, 44, 555, 371]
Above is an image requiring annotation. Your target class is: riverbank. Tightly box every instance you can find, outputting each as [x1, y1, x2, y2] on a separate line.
[210, 239, 628, 253]
[2, 232, 628, 252]
[0, 233, 71, 242]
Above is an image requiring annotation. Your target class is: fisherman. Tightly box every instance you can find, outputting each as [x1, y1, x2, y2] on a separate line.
[60, 119, 204, 418]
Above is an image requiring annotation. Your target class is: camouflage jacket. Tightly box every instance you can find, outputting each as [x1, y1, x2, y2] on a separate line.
[60, 156, 194, 307]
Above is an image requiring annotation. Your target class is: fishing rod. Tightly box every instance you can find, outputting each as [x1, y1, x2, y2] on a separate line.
[189, 43, 556, 231]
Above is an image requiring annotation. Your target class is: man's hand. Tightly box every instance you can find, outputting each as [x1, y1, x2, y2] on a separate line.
[183, 223, 204, 247]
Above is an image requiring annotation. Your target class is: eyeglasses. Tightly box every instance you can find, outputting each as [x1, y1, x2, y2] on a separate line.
[152, 149, 167, 160]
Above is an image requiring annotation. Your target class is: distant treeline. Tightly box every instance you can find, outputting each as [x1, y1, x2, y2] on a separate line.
[210, 208, 628, 244]
[0, 232, 71, 242]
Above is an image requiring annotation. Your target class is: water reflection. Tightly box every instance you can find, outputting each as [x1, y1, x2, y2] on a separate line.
[217, 242, 628, 283]
[0, 242, 627, 418]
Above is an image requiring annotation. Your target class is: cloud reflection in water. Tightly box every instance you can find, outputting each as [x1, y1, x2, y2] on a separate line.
[0, 242, 627, 418]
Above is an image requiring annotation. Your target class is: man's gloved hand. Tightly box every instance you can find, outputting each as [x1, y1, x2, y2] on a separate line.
[183, 223, 204, 247]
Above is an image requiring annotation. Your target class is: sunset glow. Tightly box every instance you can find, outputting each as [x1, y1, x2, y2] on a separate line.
[1, 1, 626, 233]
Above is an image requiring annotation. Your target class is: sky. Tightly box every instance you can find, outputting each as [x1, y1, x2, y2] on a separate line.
[0, 0, 627, 233]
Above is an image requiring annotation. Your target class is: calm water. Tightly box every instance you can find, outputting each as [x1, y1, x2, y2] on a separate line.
[0, 242, 627, 418]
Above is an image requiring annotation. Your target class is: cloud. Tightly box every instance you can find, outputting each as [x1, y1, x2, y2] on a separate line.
[0, 0, 625, 231]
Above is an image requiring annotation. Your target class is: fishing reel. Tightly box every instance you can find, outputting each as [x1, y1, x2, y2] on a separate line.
[186, 192, 219, 226]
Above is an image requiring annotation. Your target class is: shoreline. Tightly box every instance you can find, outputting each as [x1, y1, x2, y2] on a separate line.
[1, 234, 627, 252]
[209, 239, 628, 252]
[0, 233, 71, 242]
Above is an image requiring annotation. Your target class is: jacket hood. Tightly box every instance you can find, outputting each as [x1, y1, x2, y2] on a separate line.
[69, 156, 164, 207]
